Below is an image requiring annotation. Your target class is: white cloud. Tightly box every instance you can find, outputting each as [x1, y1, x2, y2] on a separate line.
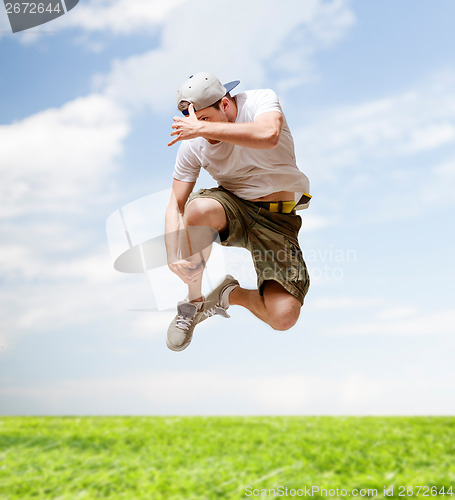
[308, 296, 383, 310]
[423, 156, 455, 207]
[6, 0, 355, 55]
[129, 311, 176, 339]
[0, 94, 129, 217]
[295, 72, 455, 184]
[0, 277, 131, 338]
[0, 226, 115, 284]
[97, 0, 355, 113]
[291, 71, 455, 224]
[0, 93, 135, 345]
[376, 306, 418, 321]
[326, 307, 455, 336]
[63, 0, 187, 35]
[2, 369, 454, 414]
[4, 0, 187, 44]
[404, 122, 455, 153]
[300, 213, 333, 232]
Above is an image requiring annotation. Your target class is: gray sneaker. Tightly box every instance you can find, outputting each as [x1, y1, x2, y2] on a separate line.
[200, 275, 240, 322]
[166, 300, 204, 352]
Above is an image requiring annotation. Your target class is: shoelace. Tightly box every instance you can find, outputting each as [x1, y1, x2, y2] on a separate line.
[203, 307, 217, 318]
[175, 315, 193, 331]
[203, 306, 230, 319]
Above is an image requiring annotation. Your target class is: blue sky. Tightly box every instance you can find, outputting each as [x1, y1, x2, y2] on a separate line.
[1, 0, 455, 415]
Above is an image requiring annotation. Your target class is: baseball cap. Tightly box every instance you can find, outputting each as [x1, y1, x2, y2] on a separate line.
[177, 72, 240, 116]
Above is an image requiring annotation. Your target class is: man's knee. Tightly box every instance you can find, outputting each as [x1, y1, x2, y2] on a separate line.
[185, 198, 224, 228]
[263, 281, 302, 331]
[268, 300, 301, 331]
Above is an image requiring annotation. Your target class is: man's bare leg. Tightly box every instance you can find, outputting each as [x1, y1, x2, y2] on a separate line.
[166, 196, 230, 351]
[229, 280, 301, 331]
[182, 197, 228, 302]
[177, 224, 204, 302]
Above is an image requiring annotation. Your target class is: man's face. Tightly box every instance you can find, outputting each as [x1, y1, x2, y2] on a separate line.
[195, 105, 228, 123]
[194, 100, 231, 144]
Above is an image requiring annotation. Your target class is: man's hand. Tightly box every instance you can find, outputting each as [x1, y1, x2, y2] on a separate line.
[168, 104, 202, 147]
[168, 258, 204, 284]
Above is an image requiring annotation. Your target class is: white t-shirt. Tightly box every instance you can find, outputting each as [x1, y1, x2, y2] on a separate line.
[173, 89, 310, 210]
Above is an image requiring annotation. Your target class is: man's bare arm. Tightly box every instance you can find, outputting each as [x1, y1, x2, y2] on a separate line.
[165, 179, 203, 284]
[168, 104, 283, 149]
[165, 179, 194, 263]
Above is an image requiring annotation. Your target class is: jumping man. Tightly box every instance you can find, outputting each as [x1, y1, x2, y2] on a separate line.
[164, 72, 311, 351]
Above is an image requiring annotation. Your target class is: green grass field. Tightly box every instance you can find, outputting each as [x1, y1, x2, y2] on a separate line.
[1, 417, 454, 499]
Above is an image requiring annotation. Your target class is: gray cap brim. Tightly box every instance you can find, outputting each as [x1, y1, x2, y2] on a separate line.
[223, 80, 240, 94]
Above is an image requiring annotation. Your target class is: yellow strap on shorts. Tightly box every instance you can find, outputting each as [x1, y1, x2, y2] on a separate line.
[268, 201, 297, 213]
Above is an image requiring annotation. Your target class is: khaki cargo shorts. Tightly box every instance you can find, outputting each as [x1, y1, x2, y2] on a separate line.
[186, 186, 310, 304]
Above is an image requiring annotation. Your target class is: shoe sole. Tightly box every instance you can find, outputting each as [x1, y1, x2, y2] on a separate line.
[166, 337, 191, 352]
